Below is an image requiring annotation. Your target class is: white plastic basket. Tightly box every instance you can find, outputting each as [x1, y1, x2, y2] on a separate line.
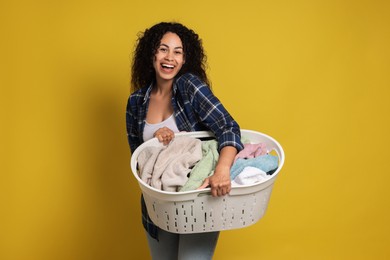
[130, 129, 285, 234]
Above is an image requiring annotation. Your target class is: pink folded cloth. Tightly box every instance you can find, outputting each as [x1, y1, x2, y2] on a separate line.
[234, 143, 267, 162]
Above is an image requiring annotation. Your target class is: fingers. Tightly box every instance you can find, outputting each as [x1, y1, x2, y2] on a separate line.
[197, 178, 210, 190]
[210, 182, 231, 197]
[154, 127, 174, 145]
[197, 178, 231, 197]
[216, 186, 230, 196]
[211, 186, 227, 197]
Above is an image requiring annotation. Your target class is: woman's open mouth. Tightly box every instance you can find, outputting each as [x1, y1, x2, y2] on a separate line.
[161, 63, 174, 71]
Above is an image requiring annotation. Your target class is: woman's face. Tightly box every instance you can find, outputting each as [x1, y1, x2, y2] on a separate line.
[153, 32, 185, 84]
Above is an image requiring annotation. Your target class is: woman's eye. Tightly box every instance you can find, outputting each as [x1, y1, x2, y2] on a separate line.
[159, 48, 167, 53]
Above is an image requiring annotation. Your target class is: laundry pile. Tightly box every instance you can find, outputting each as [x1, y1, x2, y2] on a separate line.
[137, 136, 279, 192]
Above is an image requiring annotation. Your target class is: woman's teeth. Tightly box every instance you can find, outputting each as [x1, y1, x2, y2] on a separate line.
[162, 64, 174, 69]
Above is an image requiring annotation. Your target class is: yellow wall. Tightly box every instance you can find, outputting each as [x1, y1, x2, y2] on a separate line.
[1, 0, 389, 259]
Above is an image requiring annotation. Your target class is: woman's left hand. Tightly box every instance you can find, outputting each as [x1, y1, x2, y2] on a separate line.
[197, 146, 237, 197]
[198, 166, 231, 197]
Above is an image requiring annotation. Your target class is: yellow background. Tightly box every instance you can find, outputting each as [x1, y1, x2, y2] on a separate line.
[1, 0, 389, 259]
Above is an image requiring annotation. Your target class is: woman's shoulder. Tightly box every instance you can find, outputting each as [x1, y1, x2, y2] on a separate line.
[175, 73, 208, 90]
[127, 86, 151, 115]
[176, 72, 201, 82]
[129, 85, 150, 103]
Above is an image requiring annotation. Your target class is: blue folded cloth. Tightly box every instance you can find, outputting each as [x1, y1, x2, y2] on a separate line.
[230, 154, 279, 180]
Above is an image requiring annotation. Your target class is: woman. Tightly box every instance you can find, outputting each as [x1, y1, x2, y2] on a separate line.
[126, 22, 243, 260]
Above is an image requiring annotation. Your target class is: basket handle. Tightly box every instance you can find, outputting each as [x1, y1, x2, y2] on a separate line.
[197, 190, 212, 197]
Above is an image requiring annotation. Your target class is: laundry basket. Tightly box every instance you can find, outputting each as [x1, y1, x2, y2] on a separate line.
[130, 129, 285, 234]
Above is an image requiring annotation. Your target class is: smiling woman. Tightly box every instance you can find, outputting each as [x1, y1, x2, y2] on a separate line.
[126, 22, 244, 259]
[153, 33, 185, 82]
[146, 32, 185, 127]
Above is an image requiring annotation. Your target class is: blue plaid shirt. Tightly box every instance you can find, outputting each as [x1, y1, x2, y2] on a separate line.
[126, 73, 243, 239]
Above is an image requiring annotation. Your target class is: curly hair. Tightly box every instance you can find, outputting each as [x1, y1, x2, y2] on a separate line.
[131, 22, 210, 92]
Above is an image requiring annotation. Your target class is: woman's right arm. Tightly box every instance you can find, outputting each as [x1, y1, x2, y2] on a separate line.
[153, 127, 175, 145]
[126, 97, 141, 154]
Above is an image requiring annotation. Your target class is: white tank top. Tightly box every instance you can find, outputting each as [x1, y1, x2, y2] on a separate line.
[143, 114, 180, 141]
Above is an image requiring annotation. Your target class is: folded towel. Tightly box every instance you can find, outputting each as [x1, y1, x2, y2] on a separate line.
[234, 143, 268, 162]
[230, 154, 279, 180]
[138, 136, 202, 191]
[157, 136, 202, 191]
[231, 166, 269, 186]
[137, 136, 202, 191]
[137, 146, 164, 186]
[180, 140, 219, 191]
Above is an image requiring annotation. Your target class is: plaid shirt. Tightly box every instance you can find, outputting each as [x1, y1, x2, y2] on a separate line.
[126, 73, 243, 239]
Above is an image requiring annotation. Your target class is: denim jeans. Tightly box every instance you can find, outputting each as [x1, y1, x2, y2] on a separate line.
[145, 228, 220, 260]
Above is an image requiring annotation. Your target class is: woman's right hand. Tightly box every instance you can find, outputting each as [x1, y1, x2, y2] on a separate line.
[153, 127, 175, 145]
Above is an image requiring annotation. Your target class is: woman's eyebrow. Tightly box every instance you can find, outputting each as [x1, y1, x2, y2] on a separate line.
[159, 43, 183, 49]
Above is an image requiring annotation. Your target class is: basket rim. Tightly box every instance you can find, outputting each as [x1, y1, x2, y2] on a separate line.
[130, 129, 285, 197]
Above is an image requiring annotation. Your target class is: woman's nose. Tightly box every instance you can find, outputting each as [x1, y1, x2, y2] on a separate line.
[164, 51, 173, 61]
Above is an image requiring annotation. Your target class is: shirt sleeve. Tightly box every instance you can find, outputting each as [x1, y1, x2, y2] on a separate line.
[126, 96, 141, 154]
[181, 74, 244, 152]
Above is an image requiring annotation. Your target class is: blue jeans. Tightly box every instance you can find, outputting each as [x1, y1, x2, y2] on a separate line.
[145, 228, 220, 260]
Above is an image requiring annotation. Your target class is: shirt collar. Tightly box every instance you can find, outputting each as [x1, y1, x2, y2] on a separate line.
[143, 79, 179, 104]
[143, 83, 154, 105]
[172, 80, 178, 95]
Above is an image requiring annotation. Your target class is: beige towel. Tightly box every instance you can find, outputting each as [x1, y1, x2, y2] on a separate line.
[137, 146, 164, 186]
[137, 136, 202, 191]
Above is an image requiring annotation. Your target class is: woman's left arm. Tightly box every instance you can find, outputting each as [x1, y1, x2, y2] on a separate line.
[177, 74, 243, 195]
[208, 146, 237, 197]
[177, 74, 243, 152]
[197, 145, 239, 197]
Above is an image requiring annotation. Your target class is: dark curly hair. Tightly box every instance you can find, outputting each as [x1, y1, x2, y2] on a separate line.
[131, 22, 210, 92]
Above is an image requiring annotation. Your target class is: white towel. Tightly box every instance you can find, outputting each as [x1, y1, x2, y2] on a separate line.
[231, 166, 270, 186]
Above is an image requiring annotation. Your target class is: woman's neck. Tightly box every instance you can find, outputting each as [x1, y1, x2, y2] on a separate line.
[154, 79, 174, 96]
